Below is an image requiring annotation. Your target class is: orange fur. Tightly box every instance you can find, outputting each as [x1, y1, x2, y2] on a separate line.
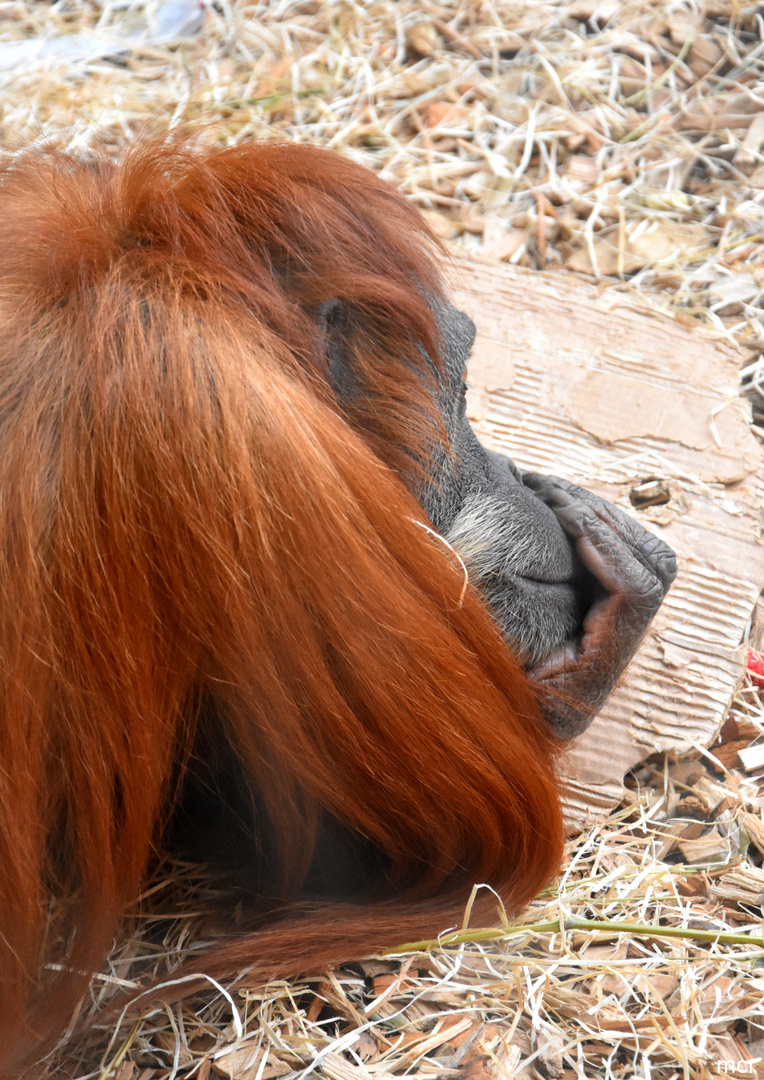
[0, 138, 563, 1075]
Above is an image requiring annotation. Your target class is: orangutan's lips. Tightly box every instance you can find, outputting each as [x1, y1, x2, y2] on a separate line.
[527, 591, 614, 679]
[528, 642, 581, 679]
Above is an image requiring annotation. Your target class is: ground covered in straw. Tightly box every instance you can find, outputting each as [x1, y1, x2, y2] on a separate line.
[2, 1, 764, 1077]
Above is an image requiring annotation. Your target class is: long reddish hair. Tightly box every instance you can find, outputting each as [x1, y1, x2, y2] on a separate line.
[0, 137, 563, 1075]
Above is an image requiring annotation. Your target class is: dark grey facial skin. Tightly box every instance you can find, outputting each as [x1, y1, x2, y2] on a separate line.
[421, 303, 678, 739]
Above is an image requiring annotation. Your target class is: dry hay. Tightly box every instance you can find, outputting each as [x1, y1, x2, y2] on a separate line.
[2, 1, 764, 1077]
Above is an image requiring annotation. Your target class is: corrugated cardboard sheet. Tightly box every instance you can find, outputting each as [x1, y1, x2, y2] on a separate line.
[451, 255, 764, 831]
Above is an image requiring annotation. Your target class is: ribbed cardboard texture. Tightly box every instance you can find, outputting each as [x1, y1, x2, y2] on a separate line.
[451, 255, 764, 831]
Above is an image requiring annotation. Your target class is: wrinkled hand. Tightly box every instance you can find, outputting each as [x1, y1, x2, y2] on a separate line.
[522, 474, 678, 740]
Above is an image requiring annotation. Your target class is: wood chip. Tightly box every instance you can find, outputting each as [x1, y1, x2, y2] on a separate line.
[742, 811, 764, 856]
[322, 1053, 377, 1080]
[657, 819, 704, 859]
[676, 93, 761, 131]
[713, 740, 751, 770]
[709, 865, 764, 905]
[479, 229, 527, 261]
[737, 744, 764, 772]
[677, 828, 733, 862]
[734, 113, 764, 165]
[423, 102, 469, 128]
[213, 1048, 292, 1080]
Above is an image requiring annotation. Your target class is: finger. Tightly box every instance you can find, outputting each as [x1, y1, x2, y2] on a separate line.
[554, 502, 667, 610]
[523, 473, 677, 591]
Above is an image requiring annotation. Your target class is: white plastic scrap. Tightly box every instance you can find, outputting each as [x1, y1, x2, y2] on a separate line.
[0, 0, 206, 73]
